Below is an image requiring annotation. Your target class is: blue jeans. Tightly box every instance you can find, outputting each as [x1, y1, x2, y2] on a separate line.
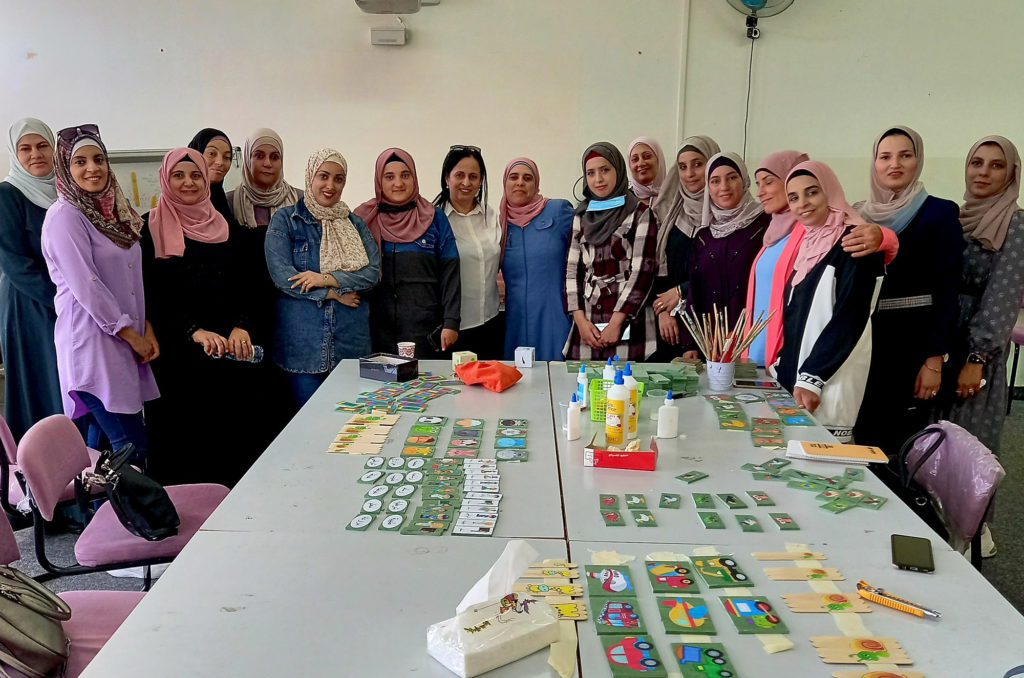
[288, 372, 328, 409]
[74, 391, 149, 463]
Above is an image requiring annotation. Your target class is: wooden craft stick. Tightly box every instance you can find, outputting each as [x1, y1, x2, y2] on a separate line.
[519, 568, 579, 579]
[530, 561, 578, 569]
[544, 596, 589, 621]
[781, 592, 871, 613]
[832, 671, 923, 678]
[763, 567, 845, 581]
[753, 551, 826, 561]
[810, 636, 913, 665]
[512, 582, 583, 597]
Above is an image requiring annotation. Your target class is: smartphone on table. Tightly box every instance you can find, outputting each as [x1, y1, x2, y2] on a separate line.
[891, 534, 935, 573]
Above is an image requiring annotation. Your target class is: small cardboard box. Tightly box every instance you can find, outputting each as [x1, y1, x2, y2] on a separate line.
[359, 353, 419, 382]
[514, 346, 536, 368]
[452, 351, 477, 371]
[583, 434, 659, 471]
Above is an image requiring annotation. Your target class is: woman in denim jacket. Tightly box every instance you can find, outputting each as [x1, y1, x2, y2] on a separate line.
[265, 149, 379, 407]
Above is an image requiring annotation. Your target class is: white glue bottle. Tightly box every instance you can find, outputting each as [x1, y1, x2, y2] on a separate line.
[577, 365, 589, 409]
[567, 393, 582, 441]
[657, 390, 679, 439]
[605, 370, 628, 446]
[602, 357, 617, 381]
[623, 362, 639, 440]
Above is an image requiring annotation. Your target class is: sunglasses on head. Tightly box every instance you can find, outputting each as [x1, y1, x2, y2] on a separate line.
[449, 145, 481, 154]
[57, 124, 100, 144]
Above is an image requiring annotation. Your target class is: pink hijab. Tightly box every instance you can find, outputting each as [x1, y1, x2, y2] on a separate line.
[756, 150, 809, 246]
[149, 147, 229, 259]
[354, 148, 436, 246]
[498, 157, 548, 265]
[626, 137, 666, 202]
[787, 160, 865, 285]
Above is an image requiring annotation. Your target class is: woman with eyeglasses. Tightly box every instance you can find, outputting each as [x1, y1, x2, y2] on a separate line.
[40, 124, 159, 461]
[433, 145, 502, 358]
[355, 148, 460, 358]
[0, 118, 63, 439]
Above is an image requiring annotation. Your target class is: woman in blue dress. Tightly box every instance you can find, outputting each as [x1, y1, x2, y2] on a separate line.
[0, 118, 62, 439]
[498, 157, 573, 361]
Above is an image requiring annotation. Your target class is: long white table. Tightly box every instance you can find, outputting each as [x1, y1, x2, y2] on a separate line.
[80, 360, 1024, 677]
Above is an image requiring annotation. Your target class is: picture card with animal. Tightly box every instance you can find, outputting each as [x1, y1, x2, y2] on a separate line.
[631, 510, 658, 527]
[599, 494, 620, 510]
[751, 471, 787, 481]
[752, 435, 786, 449]
[831, 671, 923, 678]
[624, 494, 648, 509]
[858, 493, 888, 510]
[671, 642, 740, 678]
[445, 448, 479, 458]
[494, 436, 527, 448]
[498, 418, 528, 428]
[769, 512, 800, 530]
[416, 415, 447, 425]
[745, 491, 775, 506]
[735, 515, 763, 532]
[512, 582, 582, 597]
[763, 567, 844, 581]
[691, 556, 753, 588]
[520, 566, 579, 579]
[753, 551, 826, 561]
[601, 510, 627, 527]
[448, 437, 481, 449]
[401, 445, 433, 457]
[599, 634, 667, 678]
[453, 418, 484, 428]
[409, 424, 442, 435]
[718, 417, 751, 431]
[821, 498, 859, 514]
[782, 592, 871, 613]
[691, 493, 715, 508]
[497, 426, 528, 437]
[809, 636, 913, 665]
[592, 597, 648, 635]
[658, 596, 716, 635]
[719, 596, 789, 634]
[585, 565, 636, 597]
[659, 493, 682, 509]
[496, 448, 529, 461]
[717, 493, 747, 509]
[676, 470, 708, 484]
[546, 597, 588, 621]
[645, 561, 699, 594]
[698, 512, 726, 530]
[450, 427, 482, 438]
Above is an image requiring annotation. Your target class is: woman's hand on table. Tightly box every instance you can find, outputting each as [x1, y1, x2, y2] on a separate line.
[794, 386, 820, 413]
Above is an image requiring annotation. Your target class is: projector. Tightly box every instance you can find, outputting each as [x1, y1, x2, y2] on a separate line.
[356, 0, 420, 13]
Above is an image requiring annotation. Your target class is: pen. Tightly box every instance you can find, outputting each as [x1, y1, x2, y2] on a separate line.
[856, 580, 941, 619]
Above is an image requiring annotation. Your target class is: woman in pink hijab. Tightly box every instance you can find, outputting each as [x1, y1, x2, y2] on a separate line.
[774, 161, 885, 443]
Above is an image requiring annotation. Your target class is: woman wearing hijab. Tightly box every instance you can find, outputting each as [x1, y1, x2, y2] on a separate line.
[680, 152, 769, 359]
[40, 125, 159, 459]
[943, 136, 1024, 454]
[0, 119, 63, 440]
[650, 136, 719, 360]
[433, 146, 502, 358]
[745, 151, 898, 367]
[355, 148, 460, 358]
[499, 157, 574, 361]
[188, 128, 238, 230]
[853, 126, 964, 457]
[267, 148, 379, 407]
[565, 142, 659, 361]
[775, 162, 885, 442]
[627, 137, 666, 207]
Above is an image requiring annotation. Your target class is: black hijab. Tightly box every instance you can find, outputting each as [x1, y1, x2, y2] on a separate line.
[188, 128, 240, 230]
[575, 141, 639, 246]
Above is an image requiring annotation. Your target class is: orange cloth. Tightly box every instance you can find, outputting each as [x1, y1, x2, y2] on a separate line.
[454, 361, 523, 393]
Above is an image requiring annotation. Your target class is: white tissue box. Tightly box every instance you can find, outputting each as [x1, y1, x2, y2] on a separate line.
[427, 593, 560, 677]
[514, 347, 535, 368]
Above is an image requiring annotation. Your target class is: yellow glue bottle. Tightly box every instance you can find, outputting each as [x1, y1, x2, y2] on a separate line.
[623, 361, 639, 440]
[604, 369, 628, 446]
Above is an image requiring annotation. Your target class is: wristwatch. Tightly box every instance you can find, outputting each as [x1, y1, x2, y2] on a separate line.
[967, 352, 987, 365]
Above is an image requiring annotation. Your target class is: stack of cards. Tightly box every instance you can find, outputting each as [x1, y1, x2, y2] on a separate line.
[454, 458, 501, 536]
[741, 456, 790, 481]
[446, 418, 484, 459]
[403, 415, 448, 456]
[494, 418, 529, 462]
[765, 393, 816, 426]
[751, 417, 785, 449]
[705, 395, 751, 431]
[329, 412, 399, 454]
[335, 373, 461, 414]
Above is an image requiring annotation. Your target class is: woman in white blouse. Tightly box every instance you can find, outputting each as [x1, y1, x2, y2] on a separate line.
[433, 145, 503, 358]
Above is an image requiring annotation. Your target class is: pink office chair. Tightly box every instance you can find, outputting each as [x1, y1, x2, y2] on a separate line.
[1007, 290, 1024, 414]
[18, 415, 229, 590]
[0, 501, 145, 678]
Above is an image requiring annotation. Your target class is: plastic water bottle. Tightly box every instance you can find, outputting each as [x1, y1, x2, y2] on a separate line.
[657, 390, 679, 439]
[577, 365, 589, 410]
[212, 344, 264, 363]
[623, 362, 639, 440]
[605, 370, 628, 446]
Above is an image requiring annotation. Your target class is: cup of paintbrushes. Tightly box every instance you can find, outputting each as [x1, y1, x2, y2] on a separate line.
[706, 360, 735, 391]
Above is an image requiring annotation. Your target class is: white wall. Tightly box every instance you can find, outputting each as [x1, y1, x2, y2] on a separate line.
[0, 0, 686, 206]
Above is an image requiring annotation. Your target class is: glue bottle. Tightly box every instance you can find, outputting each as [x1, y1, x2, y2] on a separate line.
[567, 393, 582, 441]
[576, 365, 589, 410]
[657, 390, 679, 439]
[623, 362, 639, 440]
[602, 357, 617, 381]
[605, 370, 628, 446]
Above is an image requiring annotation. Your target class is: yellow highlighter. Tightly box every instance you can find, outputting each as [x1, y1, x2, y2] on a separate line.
[856, 580, 941, 620]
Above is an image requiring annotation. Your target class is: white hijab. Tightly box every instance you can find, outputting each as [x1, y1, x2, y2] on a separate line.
[3, 118, 57, 209]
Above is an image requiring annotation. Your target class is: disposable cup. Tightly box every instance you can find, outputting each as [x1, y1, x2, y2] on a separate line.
[397, 342, 415, 359]
[706, 361, 735, 392]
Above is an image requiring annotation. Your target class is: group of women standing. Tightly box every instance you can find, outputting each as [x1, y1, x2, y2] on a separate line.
[1, 117, 1022, 492]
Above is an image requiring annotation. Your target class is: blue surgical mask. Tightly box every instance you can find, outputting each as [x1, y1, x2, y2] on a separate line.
[587, 195, 626, 211]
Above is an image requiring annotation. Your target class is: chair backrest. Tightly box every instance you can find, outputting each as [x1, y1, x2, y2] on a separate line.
[17, 415, 92, 521]
[0, 498, 21, 565]
[905, 421, 1005, 547]
[0, 414, 18, 465]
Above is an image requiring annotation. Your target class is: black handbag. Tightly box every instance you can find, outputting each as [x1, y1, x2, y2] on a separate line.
[85, 444, 180, 542]
[0, 564, 71, 678]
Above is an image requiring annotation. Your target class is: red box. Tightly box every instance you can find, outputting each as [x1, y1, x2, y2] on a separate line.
[583, 435, 659, 471]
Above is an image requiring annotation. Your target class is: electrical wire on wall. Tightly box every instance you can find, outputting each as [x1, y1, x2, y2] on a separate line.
[742, 35, 755, 164]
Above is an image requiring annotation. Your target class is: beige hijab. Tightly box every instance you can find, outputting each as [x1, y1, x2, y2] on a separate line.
[232, 128, 300, 229]
[856, 125, 927, 232]
[302, 149, 369, 273]
[960, 135, 1021, 252]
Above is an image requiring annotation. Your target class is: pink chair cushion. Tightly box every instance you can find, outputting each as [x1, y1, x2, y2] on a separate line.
[74, 483, 228, 566]
[17, 416, 93, 521]
[7, 468, 24, 505]
[59, 590, 146, 678]
[0, 415, 17, 465]
[1013, 323, 1024, 345]
[0, 497, 21, 564]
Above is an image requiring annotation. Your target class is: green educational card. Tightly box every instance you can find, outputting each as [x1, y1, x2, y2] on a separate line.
[735, 515, 763, 532]
[585, 565, 636, 597]
[378, 514, 405, 531]
[716, 493, 747, 509]
[659, 493, 682, 509]
[719, 596, 788, 634]
[600, 494, 620, 510]
[698, 512, 725, 529]
[409, 424, 442, 435]
[787, 480, 830, 492]
[452, 418, 484, 429]
[416, 415, 447, 426]
[769, 512, 800, 530]
[496, 427, 528, 437]
[624, 494, 648, 509]
[494, 437, 527, 449]
[599, 635, 667, 678]
[658, 596, 716, 635]
[385, 457, 407, 469]
[400, 520, 448, 536]
[631, 510, 658, 527]
[751, 472, 786, 481]
[495, 449, 529, 462]
[718, 417, 752, 431]
[360, 498, 384, 514]
[385, 498, 410, 514]
[645, 561, 699, 594]
[782, 468, 827, 482]
[364, 484, 390, 499]
[691, 556, 753, 588]
[671, 642, 740, 678]
[448, 437, 481, 449]
[676, 470, 708, 484]
[592, 597, 647, 635]
[751, 436, 786, 448]
[815, 489, 843, 502]
[858, 493, 888, 510]
[601, 510, 627, 527]
[691, 493, 715, 509]
[844, 467, 866, 481]
[345, 513, 375, 531]
[497, 418, 528, 428]
[358, 470, 384, 484]
[363, 456, 386, 469]
[745, 491, 775, 506]
[821, 498, 858, 514]
[451, 428, 483, 438]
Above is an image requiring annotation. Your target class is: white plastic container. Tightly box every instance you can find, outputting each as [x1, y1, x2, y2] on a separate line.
[706, 360, 735, 392]
[604, 370, 628, 446]
[622, 362, 639, 440]
[567, 393, 582, 441]
[657, 390, 679, 439]
[576, 365, 589, 409]
[602, 357, 617, 380]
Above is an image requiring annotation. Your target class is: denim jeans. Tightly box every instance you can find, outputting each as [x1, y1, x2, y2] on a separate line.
[74, 390, 149, 462]
[288, 372, 329, 409]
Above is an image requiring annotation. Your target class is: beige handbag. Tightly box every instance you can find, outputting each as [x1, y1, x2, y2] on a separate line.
[0, 565, 71, 678]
